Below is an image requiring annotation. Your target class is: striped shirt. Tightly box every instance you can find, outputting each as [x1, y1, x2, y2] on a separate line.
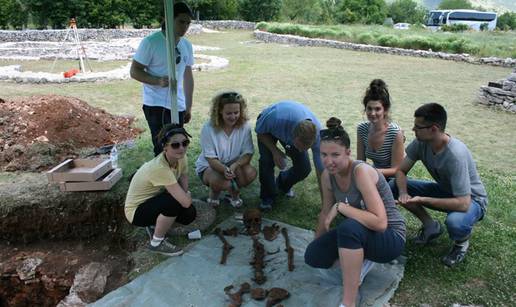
[357, 122, 400, 169]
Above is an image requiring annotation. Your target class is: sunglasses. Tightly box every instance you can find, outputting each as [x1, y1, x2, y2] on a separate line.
[175, 47, 181, 65]
[413, 124, 434, 130]
[168, 139, 190, 149]
[221, 92, 242, 101]
[320, 128, 345, 140]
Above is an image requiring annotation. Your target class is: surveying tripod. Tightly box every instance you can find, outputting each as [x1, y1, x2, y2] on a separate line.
[51, 18, 92, 73]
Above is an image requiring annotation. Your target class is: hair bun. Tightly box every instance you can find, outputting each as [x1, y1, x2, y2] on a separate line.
[369, 79, 387, 93]
[326, 117, 342, 129]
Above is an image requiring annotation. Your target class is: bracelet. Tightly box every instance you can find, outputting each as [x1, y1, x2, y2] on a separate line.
[334, 202, 347, 214]
[334, 202, 341, 213]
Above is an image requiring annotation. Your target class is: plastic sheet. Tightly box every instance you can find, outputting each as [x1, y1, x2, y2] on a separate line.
[91, 217, 405, 307]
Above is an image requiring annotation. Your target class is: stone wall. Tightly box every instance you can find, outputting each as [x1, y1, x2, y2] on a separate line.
[194, 20, 256, 30]
[253, 30, 516, 68]
[0, 25, 202, 42]
[477, 70, 516, 113]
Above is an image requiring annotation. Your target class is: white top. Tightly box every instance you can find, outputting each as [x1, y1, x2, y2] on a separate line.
[133, 31, 194, 111]
[195, 121, 255, 174]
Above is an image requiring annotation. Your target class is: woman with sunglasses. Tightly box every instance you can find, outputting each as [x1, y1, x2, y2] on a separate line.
[357, 79, 404, 180]
[304, 117, 405, 307]
[125, 124, 196, 256]
[195, 91, 256, 208]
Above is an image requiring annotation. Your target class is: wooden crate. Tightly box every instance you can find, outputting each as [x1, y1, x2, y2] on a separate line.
[46, 158, 113, 183]
[58, 168, 123, 192]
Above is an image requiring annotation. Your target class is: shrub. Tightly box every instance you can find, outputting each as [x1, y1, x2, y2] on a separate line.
[441, 23, 470, 32]
[239, 0, 281, 22]
[189, 0, 239, 20]
[336, 0, 387, 25]
[496, 12, 516, 31]
[255, 21, 268, 30]
[357, 32, 375, 44]
[377, 34, 400, 47]
[389, 0, 427, 24]
[399, 35, 434, 50]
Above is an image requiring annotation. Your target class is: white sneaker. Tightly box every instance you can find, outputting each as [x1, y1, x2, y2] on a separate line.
[285, 188, 295, 198]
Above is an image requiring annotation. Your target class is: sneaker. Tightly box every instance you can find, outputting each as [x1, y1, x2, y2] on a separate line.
[259, 198, 273, 211]
[276, 174, 295, 198]
[359, 259, 375, 285]
[148, 240, 184, 257]
[442, 240, 469, 267]
[413, 220, 443, 245]
[222, 194, 243, 208]
[285, 188, 295, 198]
[145, 226, 155, 241]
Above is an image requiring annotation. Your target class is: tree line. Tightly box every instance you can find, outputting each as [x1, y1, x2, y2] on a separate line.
[0, 0, 514, 30]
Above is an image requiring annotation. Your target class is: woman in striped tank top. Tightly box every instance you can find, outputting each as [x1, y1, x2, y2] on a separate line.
[357, 79, 404, 180]
[305, 117, 405, 307]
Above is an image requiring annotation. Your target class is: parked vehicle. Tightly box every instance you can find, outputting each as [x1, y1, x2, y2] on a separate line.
[393, 23, 410, 30]
[426, 10, 497, 31]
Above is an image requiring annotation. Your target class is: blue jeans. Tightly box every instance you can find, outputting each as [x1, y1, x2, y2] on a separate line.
[305, 219, 405, 268]
[390, 179, 484, 241]
[257, 137, 311, 201]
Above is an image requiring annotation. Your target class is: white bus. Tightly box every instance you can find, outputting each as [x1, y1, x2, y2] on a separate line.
[426, 10, 497, 31]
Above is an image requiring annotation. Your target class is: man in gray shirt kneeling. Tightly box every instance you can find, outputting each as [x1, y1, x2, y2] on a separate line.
[391, 103, 487, 267]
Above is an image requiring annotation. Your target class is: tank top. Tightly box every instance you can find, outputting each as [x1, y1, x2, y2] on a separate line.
[330, 160, 406, 241]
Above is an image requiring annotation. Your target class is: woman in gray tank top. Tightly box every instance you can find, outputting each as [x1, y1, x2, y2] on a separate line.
[304, 117, 406, 307]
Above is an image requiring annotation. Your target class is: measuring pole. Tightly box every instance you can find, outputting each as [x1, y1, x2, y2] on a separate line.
[70, 19, 86, 73]
[164, 0, 179, 124]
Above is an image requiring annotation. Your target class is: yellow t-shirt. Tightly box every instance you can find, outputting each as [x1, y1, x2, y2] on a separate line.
[124, 153, 188, 223]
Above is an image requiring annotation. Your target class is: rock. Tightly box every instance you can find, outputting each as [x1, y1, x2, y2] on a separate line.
[507, 73, 516, 82]
[59, 262, 111, 305]
[16, 257, 43, 280]
[502, 80, 515, 91]
[34, 135, 49, 142]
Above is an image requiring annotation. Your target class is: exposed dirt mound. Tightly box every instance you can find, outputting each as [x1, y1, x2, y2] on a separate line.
[0, 95, 142, 171]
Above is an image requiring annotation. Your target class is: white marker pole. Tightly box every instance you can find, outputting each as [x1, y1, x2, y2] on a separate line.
[164, 0, 179, 124]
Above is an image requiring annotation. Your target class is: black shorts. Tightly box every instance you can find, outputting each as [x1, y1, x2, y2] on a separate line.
[132, 191, 196, 227]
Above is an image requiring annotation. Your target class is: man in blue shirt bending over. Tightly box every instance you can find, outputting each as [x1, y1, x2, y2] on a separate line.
[255, 101, 323, 210]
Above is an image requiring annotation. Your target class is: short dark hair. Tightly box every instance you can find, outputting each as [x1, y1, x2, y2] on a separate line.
[414, 103, 447, 131]
[174, 2, 194, 18]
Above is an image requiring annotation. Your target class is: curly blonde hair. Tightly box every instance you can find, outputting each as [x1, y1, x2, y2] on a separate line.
[210, 91, 249, 129]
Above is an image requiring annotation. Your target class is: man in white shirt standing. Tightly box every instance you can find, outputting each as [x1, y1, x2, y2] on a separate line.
[131, 2, 195, 156]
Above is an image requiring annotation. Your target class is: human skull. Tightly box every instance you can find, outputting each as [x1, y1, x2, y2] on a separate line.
[243, 208, 262, 235]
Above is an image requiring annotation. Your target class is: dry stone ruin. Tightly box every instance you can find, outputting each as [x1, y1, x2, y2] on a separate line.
[477, 69, 516, 113]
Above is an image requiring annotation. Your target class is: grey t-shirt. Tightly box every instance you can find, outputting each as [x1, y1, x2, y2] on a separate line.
[405, 137, 488, 209]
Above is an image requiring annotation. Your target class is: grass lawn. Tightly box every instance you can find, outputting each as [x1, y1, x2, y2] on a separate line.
[1, 30, 515, 306]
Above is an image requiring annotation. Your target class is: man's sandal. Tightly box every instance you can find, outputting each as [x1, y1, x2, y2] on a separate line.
[229, 198, 243, 208]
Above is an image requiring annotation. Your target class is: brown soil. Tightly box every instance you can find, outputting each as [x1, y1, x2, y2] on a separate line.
[0, 95, 142, 172]
[0, 239, 132, 307]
